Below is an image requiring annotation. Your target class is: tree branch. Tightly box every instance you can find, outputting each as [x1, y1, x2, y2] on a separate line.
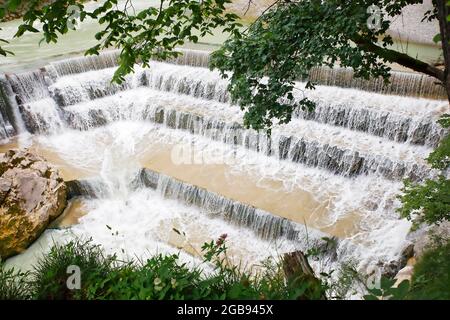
[435, 0, 450, 100]
[352, 34, 445, 83]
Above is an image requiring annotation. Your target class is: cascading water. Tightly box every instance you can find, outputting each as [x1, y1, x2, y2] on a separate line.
[307, 66, 448, 100]
[1, 49, 449, 292]
[0, 84, 15, 140]
[3, 69, 64, 133]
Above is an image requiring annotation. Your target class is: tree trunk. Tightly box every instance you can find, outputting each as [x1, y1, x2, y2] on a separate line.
[353, 34, 445, 82]
[353, 1, 450, 104]
[436, 0, 450, 103]
[282, 251, 327, 300]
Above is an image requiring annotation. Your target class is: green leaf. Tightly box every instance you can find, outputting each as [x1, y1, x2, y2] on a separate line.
[7, 0, 22, 11]
[392, 280, 410, 300]
[380, 277, 396, 290]
[368, 288, 382, 297]
[433, 33, 441, 43]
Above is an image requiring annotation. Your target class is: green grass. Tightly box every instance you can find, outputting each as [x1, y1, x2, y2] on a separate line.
[0, 238, 327, 300]
[0, 263, 30, 300]
[29, 240, 115, 300]
[4, 236, 449, 300]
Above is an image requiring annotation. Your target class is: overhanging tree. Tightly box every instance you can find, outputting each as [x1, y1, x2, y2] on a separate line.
[210, 0, 450, 130]
[0, 0, 242, 82]
[1, 1, 448, 126]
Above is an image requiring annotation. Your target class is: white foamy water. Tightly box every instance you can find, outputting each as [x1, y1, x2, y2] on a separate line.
[60, 86, 434, 164]
[5, 121, 310, 274]
[22, 121, 410, 271]
[2, 50, 446, 294]
[69, 188, 299, 267]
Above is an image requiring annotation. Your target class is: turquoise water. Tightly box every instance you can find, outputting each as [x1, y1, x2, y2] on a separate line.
[0, 0, 227, 73]
[0, 0, 443, 72]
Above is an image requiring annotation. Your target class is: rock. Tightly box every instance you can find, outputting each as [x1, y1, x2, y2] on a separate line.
[399, 243, 415, 268]
[394, 265, 414, 287]
[0, 178, 12, 203]
[0, 149, 67, 260]
[278, 136, 292, 160]
[407, 221, 450, 260]
[378, 261, 402, 279]
[65, 179, 103, 199]
[154, 107, 165, 124]
[375, 243, 414, 279]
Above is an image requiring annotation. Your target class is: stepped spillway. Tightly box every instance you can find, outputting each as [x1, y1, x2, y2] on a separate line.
[1, 49, 448, 280]
[55, 87, 436, 182]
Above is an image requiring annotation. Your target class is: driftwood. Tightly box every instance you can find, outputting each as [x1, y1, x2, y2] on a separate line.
[282, 251, 327, 300]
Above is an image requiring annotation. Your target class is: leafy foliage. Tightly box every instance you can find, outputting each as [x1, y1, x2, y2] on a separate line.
[210, 0, 424, 131]
[29, 239, 115, 299]
[0, 263, 30, 300]
[1, 0, 445, 131]
[407, 237, 450, 300]
[0, 0, 241, 82]
[1, 238, 328, 300]
[398, 115, 450, 229]
[398, 176, 450, 228]
[364, 277, 410, 300]
[427, 114, 450, 170]
[324, 261, 364, 300]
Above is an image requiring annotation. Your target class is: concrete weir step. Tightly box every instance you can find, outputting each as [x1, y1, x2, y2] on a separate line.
[65, 167, 337, 249]
[63, 167, 413, 276]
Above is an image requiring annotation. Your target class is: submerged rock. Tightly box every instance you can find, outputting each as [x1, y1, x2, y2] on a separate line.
[0, 149, 67, 259]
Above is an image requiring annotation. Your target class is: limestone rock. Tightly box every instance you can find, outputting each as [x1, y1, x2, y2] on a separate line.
[407, 221, 450, 260]
[394, 265, 414, 287]
[0, 149, 67, 259]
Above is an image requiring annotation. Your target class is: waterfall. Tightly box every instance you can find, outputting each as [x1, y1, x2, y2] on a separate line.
[133, 168, 318, 242]
[169, 49, 449, 99]
[3, 51, 445, 140]
[62, 166, 407, 274]
[0, 74, 25, 136]
[66, 178, 111, 199]
[293, 101, 444, 147]
[65, 167, 343, 262]
[0, 80, 15, 140]
[125, 48, 450, 99]
[168, 48, 211, 68]
[55, 86, 437, 182]
[48, 67, 146, 107]
[45, 48, 209, 79]
[308, 66, 447, 100]
[153, 105, 436, 182]
[0, 48, 447, 277]
[2, 69, 64, 133]
[145, 61, 230, 103]
[46, 50, 121, 79]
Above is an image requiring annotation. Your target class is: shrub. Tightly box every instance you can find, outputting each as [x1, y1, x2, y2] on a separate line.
[29, 239, 114, 300]
[398, 115, 450, 229]
[0, 237, 327, 300]
[0, 263, 30, 300]
[407, 237, 450, 300]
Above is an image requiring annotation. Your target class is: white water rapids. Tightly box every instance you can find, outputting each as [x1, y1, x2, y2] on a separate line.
[1, 49, 448, 299]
